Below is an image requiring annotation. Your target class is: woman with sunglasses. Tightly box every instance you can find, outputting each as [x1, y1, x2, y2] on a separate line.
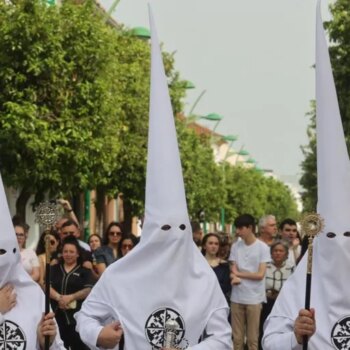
[93, 222, 123, 275]
[14, 222, 40, 283]
[117, 233, 139, 258]
[36, 230, 60, 289]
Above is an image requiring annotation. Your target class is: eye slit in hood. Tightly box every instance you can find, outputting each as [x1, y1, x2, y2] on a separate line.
[161, 224, 171, 231]
[13, 247, 17, 253]
[343, 231, 350, 237]
[0, 249, 6, 255]
[179, 224, 186, 231]
[326, 232, 336, 238]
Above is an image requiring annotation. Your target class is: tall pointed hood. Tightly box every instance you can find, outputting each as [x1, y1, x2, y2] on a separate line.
[0, 175, 21, 288]
[315, 0, 350, 231]
[144, 7, 188, 233]
[264, 2, 350, 348]
[76, 6, 230, 349]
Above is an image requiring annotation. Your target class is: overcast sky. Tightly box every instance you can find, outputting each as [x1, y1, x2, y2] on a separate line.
[101, 0, 333, 182]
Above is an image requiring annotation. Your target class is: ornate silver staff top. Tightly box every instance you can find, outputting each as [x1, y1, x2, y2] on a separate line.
[35, 201, 60, 230]
[300, 213, 324, 273]
[164, 319, 178, 348]
[35, 201, 60, 261]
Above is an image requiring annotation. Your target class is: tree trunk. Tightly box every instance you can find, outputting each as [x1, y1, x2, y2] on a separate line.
[122, 198, 133, 234]
[15, 188, 32, 223]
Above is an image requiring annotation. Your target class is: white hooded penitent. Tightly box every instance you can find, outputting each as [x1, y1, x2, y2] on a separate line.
[75, 6, 231, 350]
[0, 175, 64, 349]
[263, 2, 350, 349]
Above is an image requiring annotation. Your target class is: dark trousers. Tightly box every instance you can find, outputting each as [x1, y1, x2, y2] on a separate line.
[259, 298, 275, 350]
[58, 322, 88, 350]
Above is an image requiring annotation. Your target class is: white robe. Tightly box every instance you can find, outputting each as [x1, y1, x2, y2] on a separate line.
[0, 240, 65, 349]
[75, 230, 232, 350]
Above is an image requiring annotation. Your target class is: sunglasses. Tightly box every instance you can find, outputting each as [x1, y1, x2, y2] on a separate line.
[122, 244, 133, 249]
[109, 231, 122, 237]
[62, 231, 75, 236]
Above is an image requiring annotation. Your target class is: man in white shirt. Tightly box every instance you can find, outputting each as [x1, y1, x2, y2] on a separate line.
[230, 214, 270, 350]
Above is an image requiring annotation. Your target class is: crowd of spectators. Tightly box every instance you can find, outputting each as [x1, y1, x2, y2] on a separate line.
[6, 201, 301, 350]
[191, 213, 302, 350]
[7, 199, 139, 350]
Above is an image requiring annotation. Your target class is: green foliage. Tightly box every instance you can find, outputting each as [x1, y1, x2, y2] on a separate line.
[300, 104, 317, 212]
[177, 121, 225, 222]
[224, 165, 298, 222]
[0, 0, 185, 216]
[0, 0, 297, 223]
[326, 0, 350, 137]
[0, 0, 121, 198]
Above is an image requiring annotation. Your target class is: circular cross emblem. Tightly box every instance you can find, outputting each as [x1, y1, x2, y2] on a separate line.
[35, 201, 60, 228]
[145, 307, 185, 349]
[331, 316, 350, 350]
[0, 320, 27, 349]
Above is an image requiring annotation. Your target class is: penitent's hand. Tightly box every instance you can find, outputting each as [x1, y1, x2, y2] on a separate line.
[294, 308, 316, 344]
[37, 312, 57, 350]
[97, 321, 123, 348]
[0, 284, 16, 314]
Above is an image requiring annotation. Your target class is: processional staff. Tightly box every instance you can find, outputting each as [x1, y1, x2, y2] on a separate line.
[300, 213, 324, 350]
[35, 201, 60, 350]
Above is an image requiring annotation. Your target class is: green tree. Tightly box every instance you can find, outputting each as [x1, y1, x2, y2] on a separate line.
[224, 165, 298, 223]
[100, 33, 186, 226]
[0, 0, 186, 222]
[177, 122, 225, 223]
[0, 0, 122, 217]
[264, 176, 299, 222]
[300, 105, 317, 212]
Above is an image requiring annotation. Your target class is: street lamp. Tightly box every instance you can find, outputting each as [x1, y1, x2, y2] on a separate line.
[234, 147, 249, 165]
[184, 80, 196, 89]
[246, 157, 256, 164]
[189, 89, 206, 115]
[238, 149, 249, 156]
[131, 27, 151, 39]
[222, 135, 238, 161]
[105, 0, 121, 22]
[255, 166, 264, 173]
[202, 113, 223, 133]
[220, 135, 238, 231]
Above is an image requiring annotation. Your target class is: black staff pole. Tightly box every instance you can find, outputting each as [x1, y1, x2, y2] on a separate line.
[35, 202, 60, 350]
[300, 213, 323, 350]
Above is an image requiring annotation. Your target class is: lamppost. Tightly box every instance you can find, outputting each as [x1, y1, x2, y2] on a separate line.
[105, 0, 121, 20]
[104, 1, 151, 40]
[185, 89, 207, 125]
[184, 80, 196, 90]
[189, 90, 207, 116]
[246, 157, 256, 164]
[220, 134, 238, 231]
[235, 147, 249, 165]
[203, 113, 223, 133]
[222, 135, 238, 161]
[131, 27, 151, 39]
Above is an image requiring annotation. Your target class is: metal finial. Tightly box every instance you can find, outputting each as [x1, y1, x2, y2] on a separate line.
[300, 212, 324, 239]
[35, 201, 60, 229]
